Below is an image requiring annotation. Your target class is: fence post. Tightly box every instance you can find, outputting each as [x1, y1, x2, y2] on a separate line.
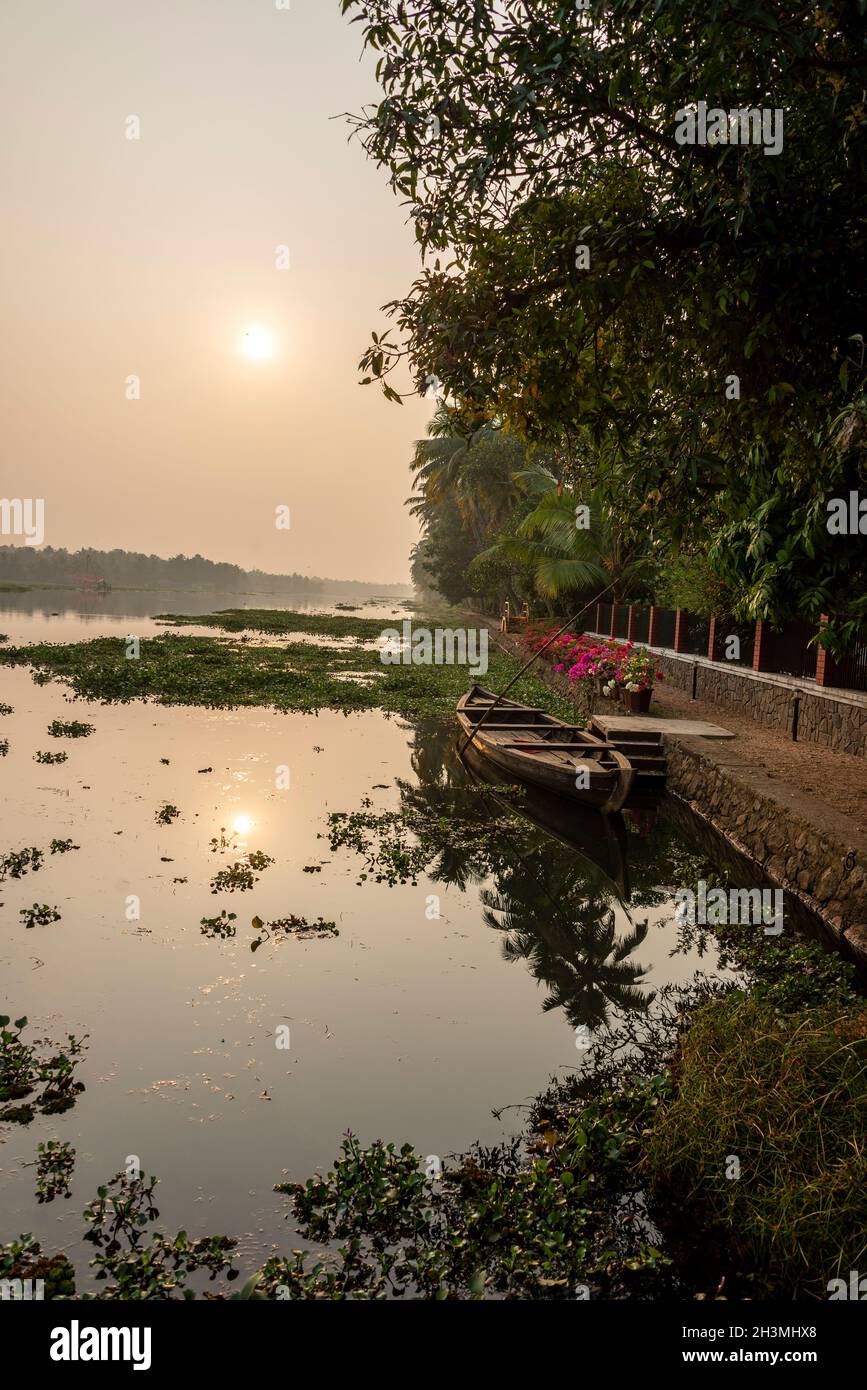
[595, 602, 602, 633]
[707, 614, 721, 661]
[647, 606, 658, 647]
[753, 620, 769, 672]
[815, 615, 841, 688]
[626, 604, 636, 641]
[673, 608, 685, 654]
[609, 602, 618, 637]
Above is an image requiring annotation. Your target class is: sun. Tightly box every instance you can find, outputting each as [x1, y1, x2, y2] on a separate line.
[232, 814, 253, 836]
[241, 326, 273, 360]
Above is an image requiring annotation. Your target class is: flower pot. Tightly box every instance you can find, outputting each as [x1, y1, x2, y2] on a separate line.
[623, 687, 652, 714]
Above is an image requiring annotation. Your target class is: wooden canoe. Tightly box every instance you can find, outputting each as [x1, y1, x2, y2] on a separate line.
[456, 683, 635, 814]
[459, 742, 632, 899]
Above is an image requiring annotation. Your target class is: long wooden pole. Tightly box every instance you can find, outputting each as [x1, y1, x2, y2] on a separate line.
[458, 580, 620, 758]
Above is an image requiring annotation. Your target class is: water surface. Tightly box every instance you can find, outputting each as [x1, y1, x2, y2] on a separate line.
[0, 589, 724, 1276]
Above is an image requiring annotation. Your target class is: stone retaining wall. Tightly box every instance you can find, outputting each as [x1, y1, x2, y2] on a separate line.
[583, 637, 867, 758]
[483, 620, 867, 964]
[664, 733, 867, 968]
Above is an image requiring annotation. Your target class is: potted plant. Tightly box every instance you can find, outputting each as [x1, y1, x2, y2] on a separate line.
[618, 647, 663, 713]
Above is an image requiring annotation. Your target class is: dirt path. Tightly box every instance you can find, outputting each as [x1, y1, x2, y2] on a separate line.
[652, 679, 867, 837]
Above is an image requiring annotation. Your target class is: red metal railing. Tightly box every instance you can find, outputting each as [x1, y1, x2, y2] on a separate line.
[583, 605, 865, 695]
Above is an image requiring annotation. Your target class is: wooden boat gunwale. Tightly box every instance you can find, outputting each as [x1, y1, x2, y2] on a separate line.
[456, 684, 635, 813]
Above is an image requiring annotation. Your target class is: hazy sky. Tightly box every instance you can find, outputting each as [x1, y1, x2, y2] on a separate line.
[1, 0, 432, 582]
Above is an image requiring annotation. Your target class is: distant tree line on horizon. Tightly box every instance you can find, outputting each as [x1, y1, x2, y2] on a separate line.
[0, 545, 410, 596]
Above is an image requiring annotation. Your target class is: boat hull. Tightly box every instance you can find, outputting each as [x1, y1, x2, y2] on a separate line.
[456, 684, 634, 813]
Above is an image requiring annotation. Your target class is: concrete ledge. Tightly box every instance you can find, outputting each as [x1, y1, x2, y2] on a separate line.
[664, 732, 867, 967]
[582, 631, 867, 757]
[593, 715, 735, 740]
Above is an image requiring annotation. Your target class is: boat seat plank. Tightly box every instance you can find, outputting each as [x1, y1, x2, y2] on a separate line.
[495, 742, 608, 751]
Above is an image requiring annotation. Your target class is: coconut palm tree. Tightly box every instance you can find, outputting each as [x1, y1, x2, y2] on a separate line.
[476, 464, 654, 602]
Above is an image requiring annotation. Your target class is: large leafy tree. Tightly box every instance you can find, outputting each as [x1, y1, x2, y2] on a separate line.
[344, 0, 867, 644]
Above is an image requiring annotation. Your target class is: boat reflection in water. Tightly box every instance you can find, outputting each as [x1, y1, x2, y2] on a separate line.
[378, 718, 679, 1036]
[459, 737, 635, 902]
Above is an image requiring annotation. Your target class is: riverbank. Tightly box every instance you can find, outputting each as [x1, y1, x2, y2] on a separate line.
[484, 617, 867, 963]
[3, 602, 866, 1300]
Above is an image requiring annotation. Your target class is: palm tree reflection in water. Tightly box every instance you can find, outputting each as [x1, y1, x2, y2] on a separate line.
[394, 718, 661, 1036]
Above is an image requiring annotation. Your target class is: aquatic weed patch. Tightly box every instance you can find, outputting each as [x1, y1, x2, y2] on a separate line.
[155, 608, 388, 640]
[325, 792, 524, 887]
[81, 1171, 238, 1299]
[19, 903, 62, 928]
[268, 914, 339, 939]
[0, 621, 579, 720]
[47, 719, 94, 738]
[0, 1016, 88, 1125]
[34, 750, 67, 765]
[263, 1085, 671, 1300]
[0, 1234, 75, 1299]
[35, 1140, 76, 1203]
[200, 910, 238, 938]
[209, 853, 272, 893]
[0, 846, 44, 881]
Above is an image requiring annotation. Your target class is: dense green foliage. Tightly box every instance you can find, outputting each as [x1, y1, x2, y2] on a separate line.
[346, 0, 867, 645]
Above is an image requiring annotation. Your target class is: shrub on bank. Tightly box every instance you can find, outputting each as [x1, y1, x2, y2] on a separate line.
[646, 993, 867, 1297]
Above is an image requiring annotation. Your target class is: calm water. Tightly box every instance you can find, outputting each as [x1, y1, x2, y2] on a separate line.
[1, 588, 724, 1278]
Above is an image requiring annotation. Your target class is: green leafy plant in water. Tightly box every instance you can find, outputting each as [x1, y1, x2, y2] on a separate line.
[325, 794, 522, 887]
[155, 803, 180, 825]
[200, 910, 237, 939]
[47, 719, 94, 738]
[209, 827, 238, 853]
[0, 617, 579, 720]
[50, 838, 79, 854]
[35, 1140, 76, 1203]
[0, 740, 8, 756]
[34, 750, 67, 764]
[210, 850, 273, 894]
[0, 702, 13, 715]
[263, 1091, 670, 1301]
[0, 1233, 76, 1299]
[269, 914, 339, 939]
[20, 903, 62, 928]
[0, 846, 44, 881]
[0, 1016, 88, 1125]
[209, 862, 255, 893]
[82, 1171, 238, 1300]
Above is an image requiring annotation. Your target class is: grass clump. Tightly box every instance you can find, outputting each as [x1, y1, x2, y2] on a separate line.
[645, 992, 867, 1297]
